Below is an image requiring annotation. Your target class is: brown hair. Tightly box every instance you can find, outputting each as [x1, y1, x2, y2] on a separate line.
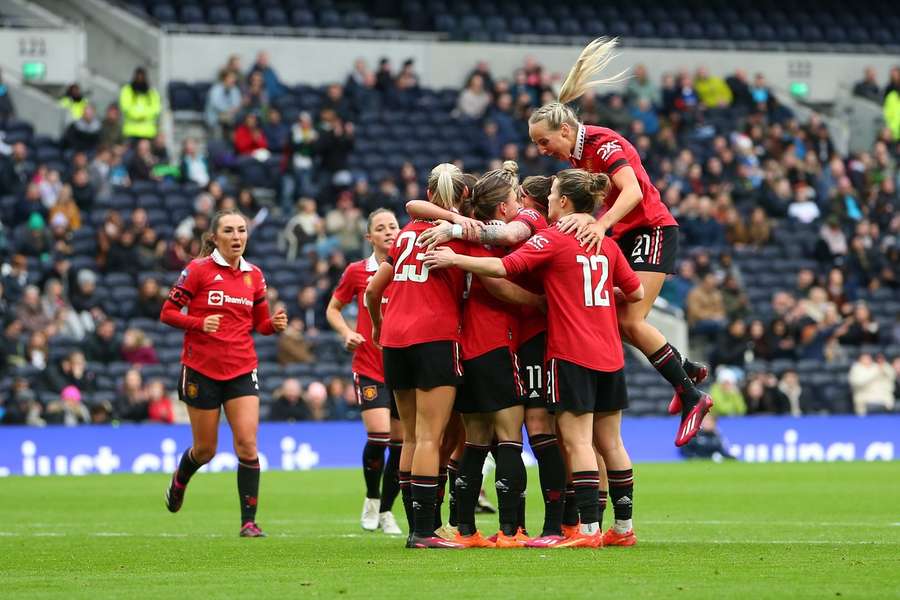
[199, 209, 248, 257]
[521, 175, 552, 213]
[472, 161, 519, 222]
[367, 207, 397, 232]
[528, 37, 627, 132]
[555, 169, 610, 213]
[426, 163, 466, 211]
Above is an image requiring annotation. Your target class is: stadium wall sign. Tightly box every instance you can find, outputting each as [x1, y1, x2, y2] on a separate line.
[0, 416, 896, 476]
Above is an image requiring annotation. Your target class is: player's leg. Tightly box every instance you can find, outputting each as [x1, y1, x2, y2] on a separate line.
[435, 411, 463, 531]
[223, 394, 264, 537]
[378, 414, 403, 534]
[443, 431, 465, 534]
[553, 410, 602, 548]
[594, 449, 608, 530]
[360, 406, 391, 531]
[453, 413, 493, 546]
[594, 410, 636, 546]
[493, 404, 527, 546]
[166, 404, 220, 513]
[525, 407, 566, 537]
[394, 389, 416, 534]
[618, 270, 711, 446]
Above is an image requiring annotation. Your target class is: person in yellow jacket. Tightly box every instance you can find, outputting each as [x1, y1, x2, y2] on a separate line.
[885, 89, 900, 141]
[58, 83, 88, 121]
[694, 66, 734, 109]
[119, 67, 161, 140]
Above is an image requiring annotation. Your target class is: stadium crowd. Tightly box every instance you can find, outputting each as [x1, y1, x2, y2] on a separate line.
[0, 51, 898, 426]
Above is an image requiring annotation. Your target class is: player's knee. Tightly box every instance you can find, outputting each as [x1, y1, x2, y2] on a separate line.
[192, 446, 216, 464]
[525, 413, 552, 436]
[595, 435, 624, 457]
[234, 438, 258, 461]
[619, 317, 643, 341]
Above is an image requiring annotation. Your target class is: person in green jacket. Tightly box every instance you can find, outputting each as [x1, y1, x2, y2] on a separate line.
[119, 67, 161, 140]
[885, 90, 900, 141]
[694, 67, 734, 109]
[709, 368, 746, 416]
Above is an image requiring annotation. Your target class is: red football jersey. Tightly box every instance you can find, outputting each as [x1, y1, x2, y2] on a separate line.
[570, 124, 677, 239]
[162, 249, 272, 380]
[380, 220, 469, 348]
[501, 228, 641, 372]
[333, 255, 388, 382]
[461, 244, 515, 360]
[511, 208, 549, 347]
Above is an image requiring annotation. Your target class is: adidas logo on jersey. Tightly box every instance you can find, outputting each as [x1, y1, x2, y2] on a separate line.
[214, 274, 224, 281]
[633, 256, 644, 263]
[529, 390, 540, 399]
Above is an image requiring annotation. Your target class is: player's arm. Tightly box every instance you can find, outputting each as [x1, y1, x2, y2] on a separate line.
[423, 246, 507, 277]
[479, 276, 544, 307]
[160, 267, 218, 333]
[252, 276, 286, 334]
[599, 166, 643, 232]
[364, 261, 394, 347]
[326, 295, 367, 351]
[476, 220, 532, 247]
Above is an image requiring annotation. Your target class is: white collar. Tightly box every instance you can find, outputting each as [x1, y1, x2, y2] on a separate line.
[572, 123, 586, 161]
[211, 248, 253, 272]
[365, 254, 379, 272]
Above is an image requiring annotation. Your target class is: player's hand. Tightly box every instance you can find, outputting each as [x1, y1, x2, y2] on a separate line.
[579, 221, 607, 254]
[556, 212, 595, 236]
[371, 324, 382, 350]
[344, 331, 366, 351]
[271, 308, 288, 332]
[454, 216, 484, 241]
[417, 223, 453, 250]
[613, 286, 626, 303]
[203, 314, 223, 333]
[423, 246, 457, 270]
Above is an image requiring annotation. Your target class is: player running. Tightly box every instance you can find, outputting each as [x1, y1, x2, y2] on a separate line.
[365, 163, 471, 549]
[327, 208, 403, 536]
[425, 169, 642, 548]
[161, 209, 287, 537]
[527, 38, 711, 447]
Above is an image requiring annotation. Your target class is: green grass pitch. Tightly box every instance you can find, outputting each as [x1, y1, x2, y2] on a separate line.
[2, 461, 899, 599]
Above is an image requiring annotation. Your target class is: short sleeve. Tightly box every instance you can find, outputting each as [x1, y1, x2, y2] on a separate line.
[166, 262, 200, 308]
[502, 232, 555, 277]
[607, 241, 641, 295]
[513, 209, 548, 235]
[333, 264, 357, 305]
[595, 137, 630, 176]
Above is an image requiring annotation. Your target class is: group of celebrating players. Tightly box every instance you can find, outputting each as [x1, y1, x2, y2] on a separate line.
[158, 38, 713, 547]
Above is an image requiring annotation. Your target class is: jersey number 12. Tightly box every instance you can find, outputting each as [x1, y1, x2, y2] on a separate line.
[576, 255, 610, 307]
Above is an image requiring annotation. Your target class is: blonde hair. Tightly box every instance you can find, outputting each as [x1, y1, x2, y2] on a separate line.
[555, 168, 611, 213]
[199, 209, 248, 257]
[472, 161, 519, 222]
[528, 37, 627, 131]
[366, 207, 397, 232]
[426, 163, 466, 211]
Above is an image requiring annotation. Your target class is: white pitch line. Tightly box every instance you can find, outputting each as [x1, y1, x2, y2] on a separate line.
[642, 540, 896, 545]
[90, 532, 132, 537]
[641, 520, 891, 527]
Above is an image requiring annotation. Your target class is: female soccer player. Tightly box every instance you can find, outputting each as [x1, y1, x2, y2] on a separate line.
[527, 38, 711, 447]
[425, 169, 642, 548]
[365, 163, 471, 549]
[327, 208, 403, 536]
[161, 209, 288, 537]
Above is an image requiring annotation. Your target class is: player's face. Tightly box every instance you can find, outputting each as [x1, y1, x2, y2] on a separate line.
[215, 215, 249, 260]
[529, 120, 572, 161]
[547, 178, 567, 223]
[367, 212, 399, 253]
[497, 187, 521, 223]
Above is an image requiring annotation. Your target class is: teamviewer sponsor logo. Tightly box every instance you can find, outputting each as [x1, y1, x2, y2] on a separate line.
[208, 290, 253, 307]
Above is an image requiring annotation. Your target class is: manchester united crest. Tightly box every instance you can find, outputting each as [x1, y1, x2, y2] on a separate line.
[186, 383, 199, 399]
[362, 386, 378, 402]
[244, 274, 253, 288]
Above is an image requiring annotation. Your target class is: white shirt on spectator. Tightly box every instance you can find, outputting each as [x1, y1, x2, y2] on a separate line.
[787, 200, 821, 224]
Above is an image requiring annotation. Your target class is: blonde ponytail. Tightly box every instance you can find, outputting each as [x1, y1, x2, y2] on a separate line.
[427, 163, 465, 210]
[199, 232, 216, 257]
[529, 37, 628, 131]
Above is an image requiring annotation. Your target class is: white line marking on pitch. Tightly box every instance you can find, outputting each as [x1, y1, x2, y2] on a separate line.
[643, 520, 889, 527]
[91, 532, 131, 537]
[647, 540, 896, 545]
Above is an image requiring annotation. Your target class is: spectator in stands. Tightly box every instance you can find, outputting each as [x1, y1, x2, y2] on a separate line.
[331, 377, 362, 421]
[270, 378, 310, 422]
[315, 109, 354, 193]
[277, 317, 314, 365]
[849, 353, 896, 415]
[660, 259, 695, 310]
[2, 254, 29, 306]
[146, 379, 174, 424]
[43, 385, 90, 426]
[48, 185, 81, 233]
[242, 70, 269, 115]
[625, 64, 658, 108]
[282, 197, 323, 260]
[681, 195, 725, 248]
[45, 350, 95, 394]
[721, 274, 750, 321]
[136, 277, 165, 319]
[374, 57, 394, 95]
[98, 104, 123, 148]
[281, 111, 318, 211]
[0, 142, 31, 198]
[787, 184, 820, 224]
[709, 368, 746, 416]
[162, 229, 197, 271]
[120, 327, 158, 365]
[744, 373, 790, 414]
[205, 69, 242, 137]
[62, 105, 101, 153]
[41, 278, 83, 339]
[324, 191, 366, 258]
[0, 69, 14, 125]
[597, 94, 632, 132]
[837, 302, 881, 346]
[630, 97, 659, 136]
[116, 367, 148, 421]
[749, 73, 776, 116]
[456, 73, 491, 120]
[58, 84, 88, 121]
[816, 215, 848, 262]
[14, 183, 47, 228]
[846, 235, 881, 289]
[104, 227, 139, 275]
[233, 112, 268, 156]
[223, 54, 244, 87]
[262, 107, 290, 157]
[712, 318, 749, 370]
[34, 165, 63, 210]
[119, 67, 161, 141]
[777, 370, 806, 416]
[70, 167, 96, 212]
[14, 213, 52, 258]
[321, 83, 353, 122]
[686, 272, 727, 343]
[16, 285, 50, 333]
[295, 286, 326, 334]
[303, 380, 330, 421]
[477, 120, 503, 160]
[249, 51, 285, 101]
[24, 330, 49, 369]
[127, 138, 160, 182]
[179, 137, 209, 187]
[84, 318, 119, 363]
[694, 67, 733, 109]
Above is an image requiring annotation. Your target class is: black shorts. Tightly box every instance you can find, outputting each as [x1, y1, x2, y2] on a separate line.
[547, 359, 628, 413]
[517, 332, 548, 410]
[353, 373, 399, 420]
[383, 340, 463, 391]
[178, 365, 259, 410]
[617, 225, 679, 274]
[456, 346, 524, 414]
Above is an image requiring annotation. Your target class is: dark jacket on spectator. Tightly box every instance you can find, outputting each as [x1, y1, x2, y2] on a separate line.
[270, 397, 310, 422]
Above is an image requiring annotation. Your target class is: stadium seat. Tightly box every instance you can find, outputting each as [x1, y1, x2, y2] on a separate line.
[263, 7, 288, 27]
[179, 4, 205, 24]
[207, 5, 232, 25]
[150, 4, 177, 23]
